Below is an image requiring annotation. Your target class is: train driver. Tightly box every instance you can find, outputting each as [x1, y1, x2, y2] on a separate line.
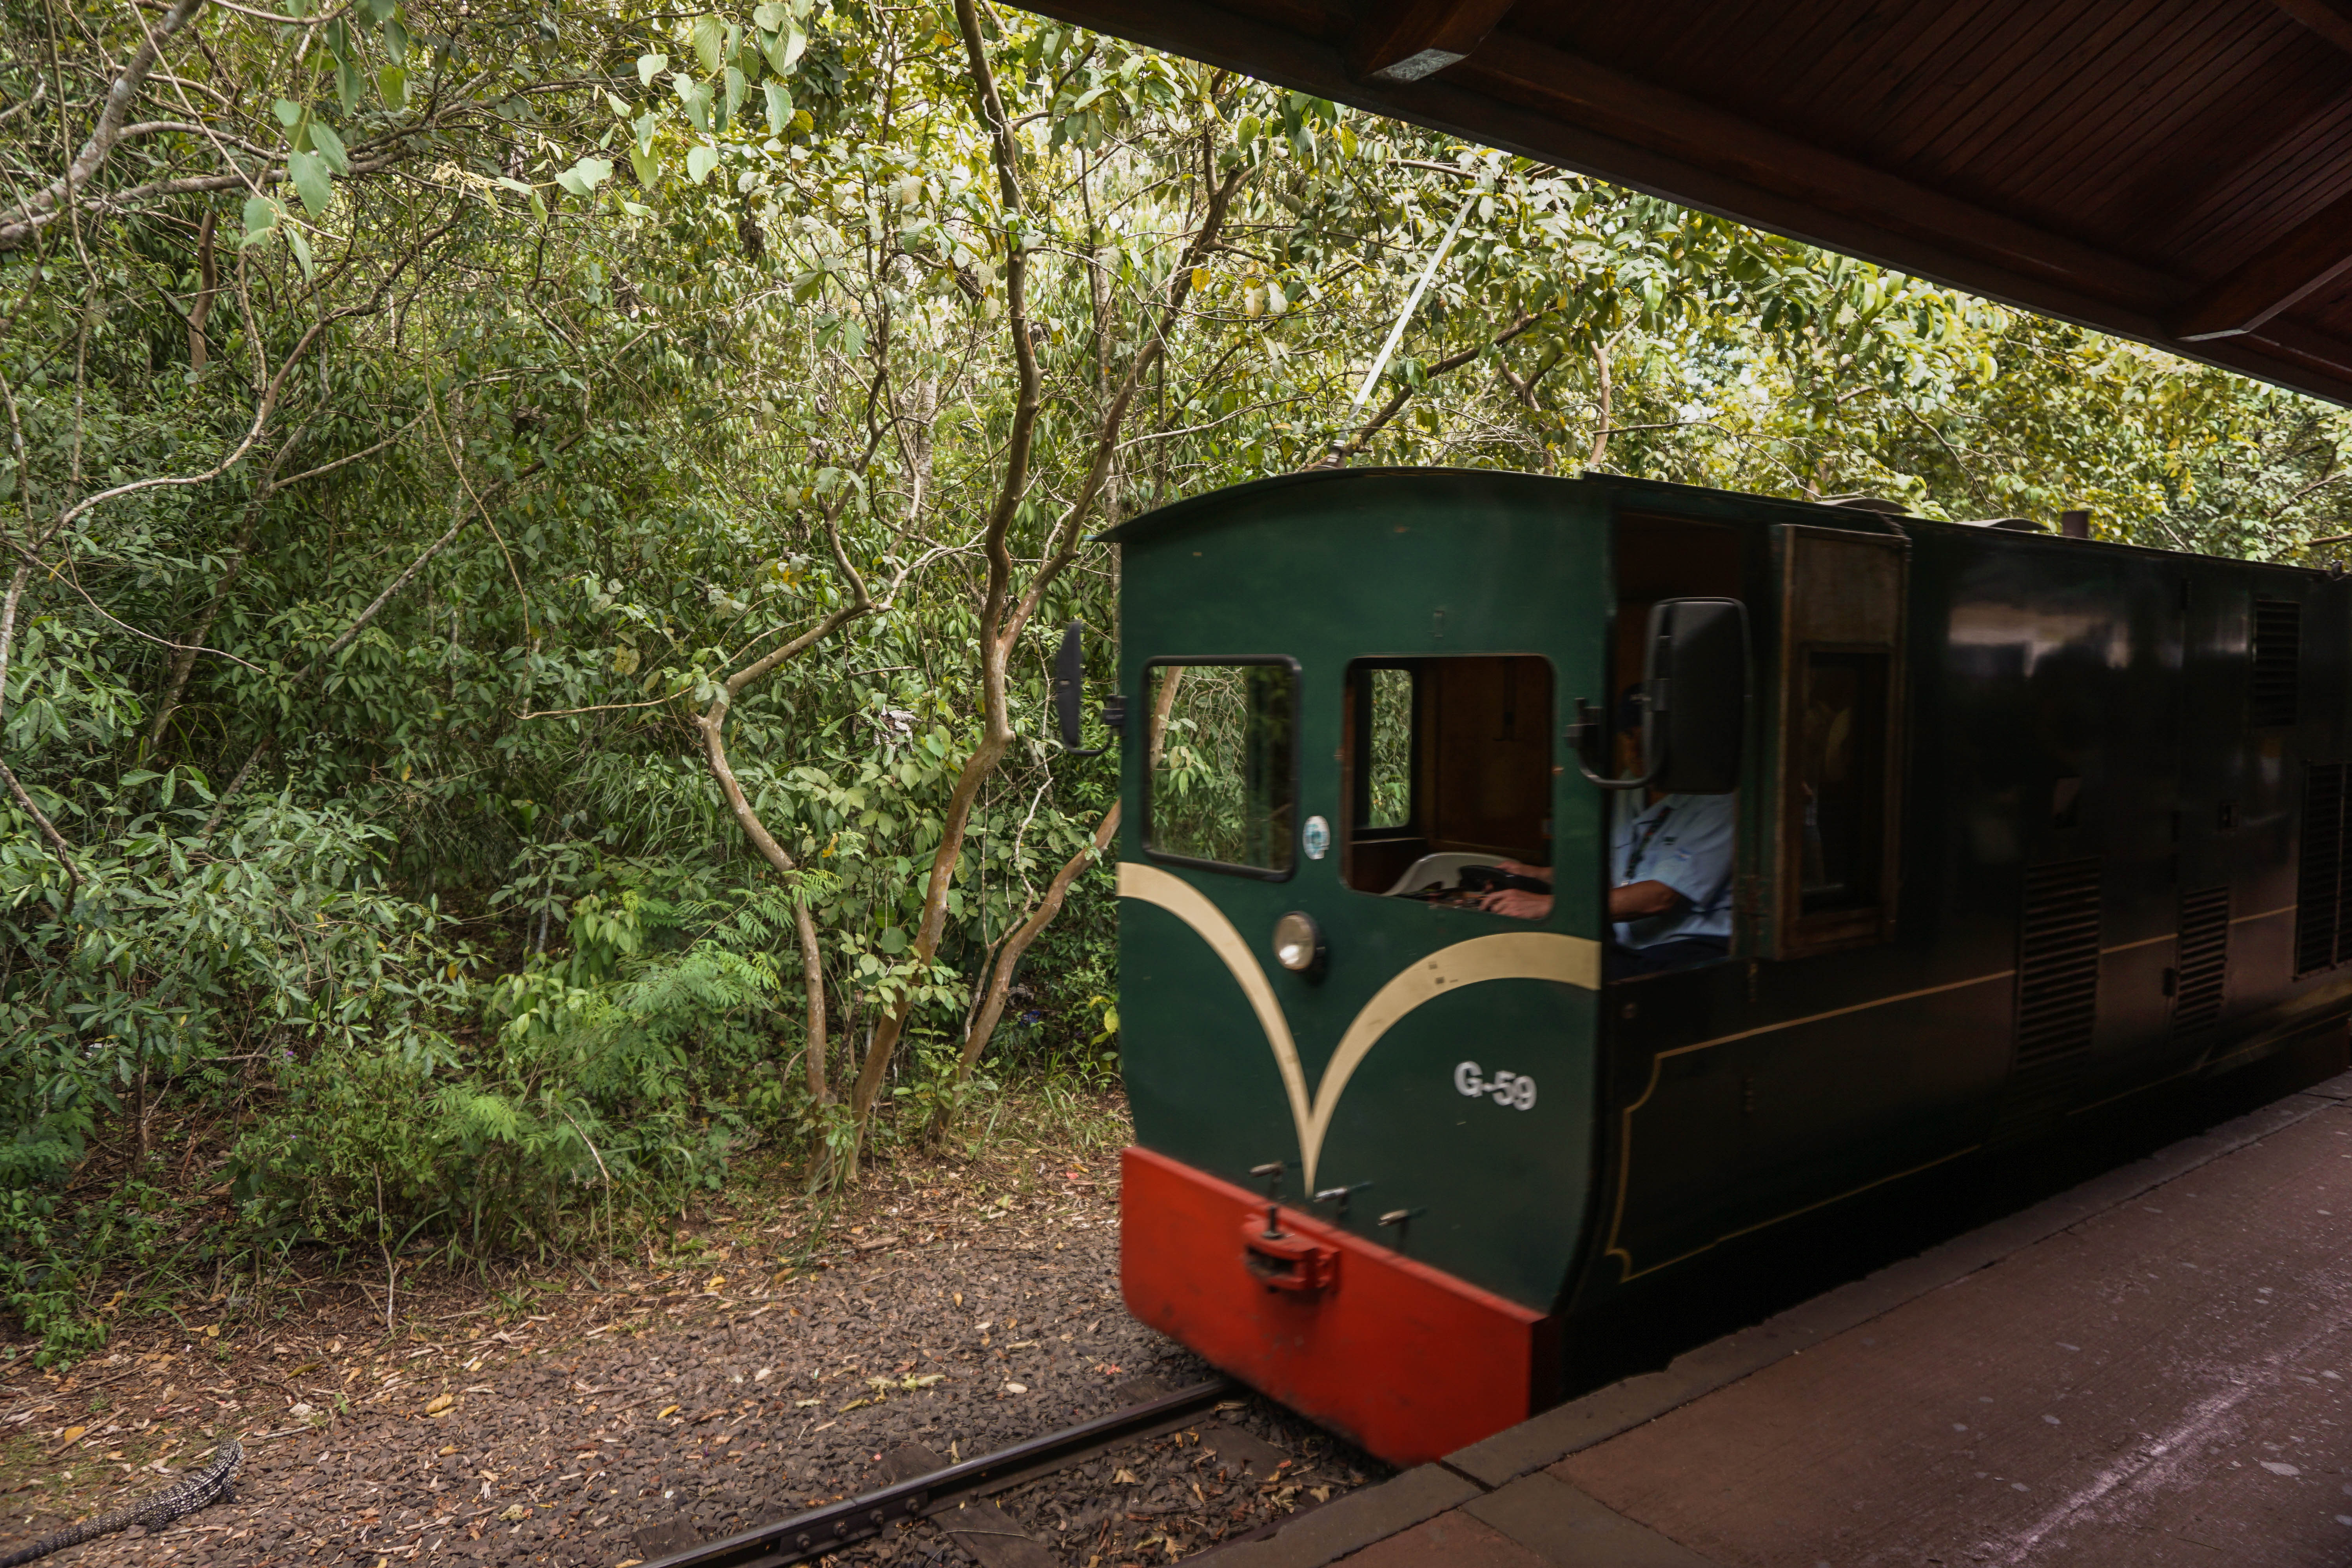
[1478, 693, 1736, 978]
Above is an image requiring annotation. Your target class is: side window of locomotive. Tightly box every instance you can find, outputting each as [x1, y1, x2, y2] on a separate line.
[1798, 651, 1889, 913]
[1142, 660, 1299, 878]
[1768, 525, 1904, 957]
[1342, 656, 1553, 902]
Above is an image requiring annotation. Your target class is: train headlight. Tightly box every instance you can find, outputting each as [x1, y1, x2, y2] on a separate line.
[1272, 911, 1324, 975]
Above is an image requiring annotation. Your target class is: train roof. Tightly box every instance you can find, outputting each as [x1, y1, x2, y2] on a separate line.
[1101, 467, 2334, 580]
[1018, 0, 2352, 408]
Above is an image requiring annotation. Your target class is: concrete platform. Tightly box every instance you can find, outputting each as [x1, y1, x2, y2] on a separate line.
[1200, 1072, 2352, 1566]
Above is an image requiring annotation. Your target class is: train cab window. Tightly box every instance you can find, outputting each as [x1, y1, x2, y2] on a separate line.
[1141, 659, 1298, 878]
[1798, 651, 1889, 913]
[1768, 525, 1907, 955]
[1341, 655, 1553, 904]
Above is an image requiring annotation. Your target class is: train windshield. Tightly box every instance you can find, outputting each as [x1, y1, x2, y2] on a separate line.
[1141, 659, 1299, 877]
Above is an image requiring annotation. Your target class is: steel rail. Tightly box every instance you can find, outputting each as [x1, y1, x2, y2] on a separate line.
[637, 1376, 1238, 1568]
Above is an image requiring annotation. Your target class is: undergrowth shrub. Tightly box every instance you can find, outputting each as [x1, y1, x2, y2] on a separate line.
[0, 787, 471, 1363]
[230, 886, 784, 1256]
[0, 780, 1118, 1369]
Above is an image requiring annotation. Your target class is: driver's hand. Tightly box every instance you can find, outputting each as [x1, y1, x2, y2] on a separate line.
[1489, 859, 1552, 886]
[1479, 888, 1554, 920]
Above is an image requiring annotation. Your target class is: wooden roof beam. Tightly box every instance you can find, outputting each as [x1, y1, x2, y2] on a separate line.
[2171, 187, 2352, 341]
[1454, 35, 2178, 306]
[2269, 0, 2352, 56]
[1346, 0, 1521, 84]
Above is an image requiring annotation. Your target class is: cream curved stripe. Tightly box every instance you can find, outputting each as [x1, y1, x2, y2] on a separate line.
[1119, 863, 1601, 1189]
[1297, 931, 1599, 1187]
[1116, 862, 1313, 1150]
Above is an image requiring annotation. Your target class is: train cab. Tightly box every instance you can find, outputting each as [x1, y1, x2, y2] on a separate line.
[1094, 467, 2352, 1466]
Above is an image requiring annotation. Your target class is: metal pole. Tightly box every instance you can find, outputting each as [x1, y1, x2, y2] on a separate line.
[1339, 191, 1478, 432]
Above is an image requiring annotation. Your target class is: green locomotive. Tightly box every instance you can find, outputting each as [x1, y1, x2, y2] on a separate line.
[1082, 468, 2352, 1466]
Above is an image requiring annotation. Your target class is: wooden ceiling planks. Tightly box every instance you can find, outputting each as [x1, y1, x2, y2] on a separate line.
[1015, 0, 2352, 401]
[2125, 51, 2347, 265]
[2165, 76, 2352, 273]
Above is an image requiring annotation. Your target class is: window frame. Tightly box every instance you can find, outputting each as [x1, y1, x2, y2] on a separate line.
[1138, 654, 1304, 883]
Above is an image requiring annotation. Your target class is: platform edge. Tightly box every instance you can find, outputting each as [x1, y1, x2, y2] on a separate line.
[1445, 1078, 2347, 1488]
[1185, 1462, 1481, 1566]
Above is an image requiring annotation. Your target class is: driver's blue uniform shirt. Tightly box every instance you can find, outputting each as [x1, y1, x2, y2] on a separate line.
[1610, 792, 1736, 949]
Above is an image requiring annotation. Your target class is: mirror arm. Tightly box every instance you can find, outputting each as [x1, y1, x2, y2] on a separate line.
[1060, 693, 1124, 759]
[1568, 697, 1655, 791]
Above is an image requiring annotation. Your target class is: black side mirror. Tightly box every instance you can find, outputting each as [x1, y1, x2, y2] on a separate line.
[1573, 597, 1747, 794]
[1053, 622, 1123, 756]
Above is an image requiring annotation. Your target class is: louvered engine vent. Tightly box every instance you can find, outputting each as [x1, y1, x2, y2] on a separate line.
[2252, 597, 2302, 729]
[2173, 886, 2229, 1034]
[2297, 762, 2347, 976]
[1993, 858, 2105, 1140]
[2014, 858, 2102, 1074]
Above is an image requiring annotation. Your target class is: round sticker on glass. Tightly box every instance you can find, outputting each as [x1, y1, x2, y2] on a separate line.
[1302, 815, 1331, 861]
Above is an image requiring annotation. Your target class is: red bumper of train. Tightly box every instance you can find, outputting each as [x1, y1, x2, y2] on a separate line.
[1120, 1145, 1558, 1467]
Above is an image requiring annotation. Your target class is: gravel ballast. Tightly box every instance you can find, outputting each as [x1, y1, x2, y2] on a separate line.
[0, 1145, 1388, 1566]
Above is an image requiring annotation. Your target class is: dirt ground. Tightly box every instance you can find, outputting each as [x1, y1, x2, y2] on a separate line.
[0, 1102, 1387, 1566]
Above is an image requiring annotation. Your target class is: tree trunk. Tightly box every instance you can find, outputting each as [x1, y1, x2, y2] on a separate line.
[697, 706, 833, 1114]
[134, 1049, 149, 1163]
[951, 665, 1181, 1092]
[187, 208, 216, 373]
[955, 801, 1119, 1083]
[837, 4, 1247, 1180]
[796, 895, 829, 1103]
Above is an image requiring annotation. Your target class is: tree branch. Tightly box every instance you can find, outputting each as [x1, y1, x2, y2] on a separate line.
[955, 802, 1118, 1082]
[0, 0, 208, 249]
[1321, 310, 1547, 467]
[852, 55, 1250, 1164]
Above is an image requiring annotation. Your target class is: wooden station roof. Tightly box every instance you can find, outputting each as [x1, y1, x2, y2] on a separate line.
[1021, 0, 2352, 405]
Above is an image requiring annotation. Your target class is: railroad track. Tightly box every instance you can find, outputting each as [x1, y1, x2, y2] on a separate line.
[637, 1376, 1240, 1567]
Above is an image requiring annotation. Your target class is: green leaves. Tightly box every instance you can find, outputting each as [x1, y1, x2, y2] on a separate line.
[629, 109, 664, 186]
[287, 149, 332, 216]
[554, 156, 613, 198]
[764, 17, 807, 76]
[763, 80, 793, 136]
[309, 122, 350, 176]
[638, 51, 668, 87]
[686, 143, 720, 185]
[239, 194, 281, 248]
[691, 14, 724, 73]
[673, 72, 712, 132]
[238, 188, 312, 276]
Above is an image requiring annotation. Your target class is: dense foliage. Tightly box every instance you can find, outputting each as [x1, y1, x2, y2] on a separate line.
[2, 0, 2347, 1360]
